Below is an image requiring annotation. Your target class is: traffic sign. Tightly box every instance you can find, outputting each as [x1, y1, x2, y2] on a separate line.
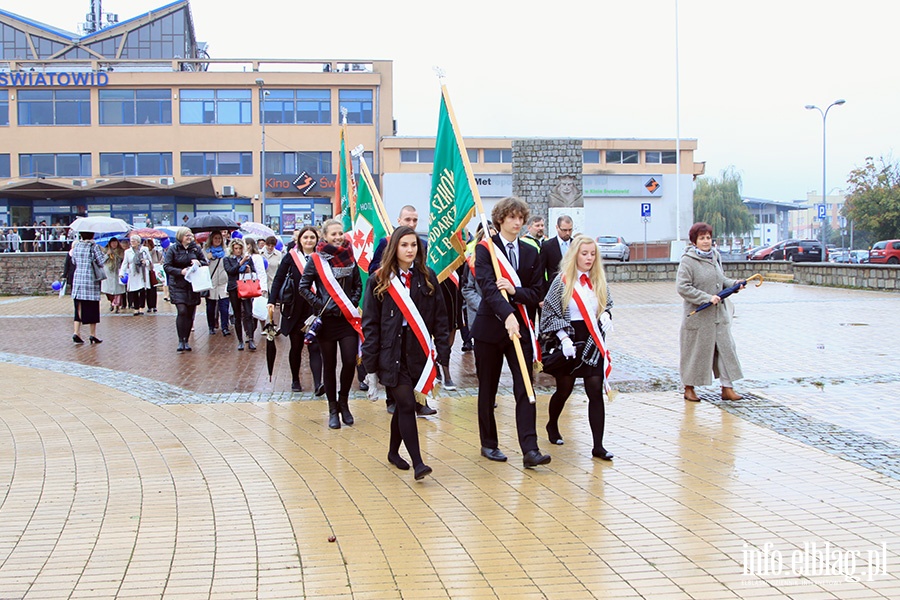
[641, 203, 651, 218]
[817, 204, 826, 219]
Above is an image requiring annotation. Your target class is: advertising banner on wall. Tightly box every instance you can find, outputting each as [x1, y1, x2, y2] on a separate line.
[583, 174, 663, 197]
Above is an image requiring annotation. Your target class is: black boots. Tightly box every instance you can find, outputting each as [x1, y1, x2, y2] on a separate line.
[338, 395, 354, 426]
[328, 401, 341, 429]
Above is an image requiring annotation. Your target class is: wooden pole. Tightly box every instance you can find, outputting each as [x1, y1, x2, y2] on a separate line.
[440, 83, 537, 404]
[357, 157, 394, 235]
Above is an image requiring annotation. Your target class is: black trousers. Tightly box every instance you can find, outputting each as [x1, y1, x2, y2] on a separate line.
[474, 336, 537, 453]
[127, 289, 146, 310]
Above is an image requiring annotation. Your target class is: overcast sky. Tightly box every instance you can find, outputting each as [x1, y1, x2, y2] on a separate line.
[5, 0, 899, 201]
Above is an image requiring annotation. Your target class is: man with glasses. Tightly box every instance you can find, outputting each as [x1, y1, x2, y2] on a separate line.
[539, 215, 573, 297]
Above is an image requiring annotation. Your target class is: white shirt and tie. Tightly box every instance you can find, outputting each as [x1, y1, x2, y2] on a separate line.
[500, 234, 519, 272]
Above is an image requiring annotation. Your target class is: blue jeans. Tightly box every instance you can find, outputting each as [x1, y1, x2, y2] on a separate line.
[206, 296, 230, 331]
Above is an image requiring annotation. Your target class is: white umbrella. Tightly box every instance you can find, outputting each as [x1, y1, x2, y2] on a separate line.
[240, 222, 278, 239]
[69, 216, 132, 234]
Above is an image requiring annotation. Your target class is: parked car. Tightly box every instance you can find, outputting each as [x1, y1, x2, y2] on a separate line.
[745, 245, 767, 260]
[850, 250, 869, 263]
[595, 235, 630, 261]
[868, 239, 900, 264]
[749, 240, 788, 260]
[829, 250, 851, 263]
[784, 239, 826, 262]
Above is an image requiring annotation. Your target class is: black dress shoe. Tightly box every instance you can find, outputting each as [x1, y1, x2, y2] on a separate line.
[176, 341, 185, 352]
[416, 404, 437, 416]
[480, 447, 508, 462]
[523, 449, 552, 468]
[386, 402, 395, 414]
[73, 334, 84, 345]
[183, 343, 192, 351]
[291, 381, 302, 392]
[89, 336, 102, 344]
[359, 380, 369, 391]
[414, 464, 433, 481]
[592, 448, 614, 461]
[315, 384, 326, 397]
[387, 452, 410, 470]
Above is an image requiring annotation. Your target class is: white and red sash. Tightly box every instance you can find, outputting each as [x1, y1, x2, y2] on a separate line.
[310, 252, 363, 339]
[479, 239, 541, 363]
[290, 249, 315, 294]
[386, 274, 438, 395]
[568, 278, 613, 390]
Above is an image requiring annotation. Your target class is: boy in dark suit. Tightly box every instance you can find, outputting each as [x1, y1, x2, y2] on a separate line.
[473, 197, 551, 468]
[540, 215, 574, 297]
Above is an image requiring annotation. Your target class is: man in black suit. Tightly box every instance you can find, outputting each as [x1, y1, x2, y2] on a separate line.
[473, 197, 550, 468]
[539, 215, 573, 296]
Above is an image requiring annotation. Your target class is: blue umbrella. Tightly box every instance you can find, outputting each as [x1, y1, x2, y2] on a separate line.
[688, 274, 763, 317]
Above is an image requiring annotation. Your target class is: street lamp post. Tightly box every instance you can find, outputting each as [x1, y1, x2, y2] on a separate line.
[805, 99, 845, 260]
[256, 78, 267, 227]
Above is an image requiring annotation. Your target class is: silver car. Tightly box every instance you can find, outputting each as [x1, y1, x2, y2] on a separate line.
[596, 235, 630, 262]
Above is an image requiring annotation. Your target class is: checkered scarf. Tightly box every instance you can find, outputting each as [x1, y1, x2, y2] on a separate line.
[316, 239, 356, 278]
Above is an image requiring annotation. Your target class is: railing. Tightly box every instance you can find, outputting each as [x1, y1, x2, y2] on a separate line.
[0, 226, 75, 253]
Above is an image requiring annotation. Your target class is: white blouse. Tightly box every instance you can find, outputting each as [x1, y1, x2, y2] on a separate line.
[567, 270, 599, 322]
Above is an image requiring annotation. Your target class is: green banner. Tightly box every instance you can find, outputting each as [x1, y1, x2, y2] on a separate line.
[338, 129, 354, 232]
[351, 173, 389, 306]
[426, 93, 476, 281]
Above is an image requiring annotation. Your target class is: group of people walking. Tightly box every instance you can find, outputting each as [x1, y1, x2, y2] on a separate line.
[60, 199, 745, 483]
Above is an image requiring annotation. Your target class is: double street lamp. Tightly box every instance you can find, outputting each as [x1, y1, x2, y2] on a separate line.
[805, 99, 845, 260]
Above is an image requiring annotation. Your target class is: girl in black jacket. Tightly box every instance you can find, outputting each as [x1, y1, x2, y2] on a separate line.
[361, 226, 451, 481]
[299, 219, 362, 429]
[268, 226, 324, 394]
[223, 238, 257, 351]
[163, 227, 208, 352]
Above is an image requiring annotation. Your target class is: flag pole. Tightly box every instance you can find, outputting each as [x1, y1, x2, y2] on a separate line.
[438, 79, 537, 404]
[353, 149, 394, 235]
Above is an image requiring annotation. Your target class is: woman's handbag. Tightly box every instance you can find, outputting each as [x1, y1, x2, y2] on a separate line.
[539, 331, 584, 376]
[91, 258, 107, 283]
[149, 266, 158, 287]
[237, 273, 262, 299]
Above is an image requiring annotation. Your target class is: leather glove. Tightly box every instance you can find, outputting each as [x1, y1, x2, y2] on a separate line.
[561, 337, 577, 358]
[600, 311, 614, 337]
[365, 373, 379, 401]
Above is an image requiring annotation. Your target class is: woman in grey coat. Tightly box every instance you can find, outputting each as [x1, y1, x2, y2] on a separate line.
[676, 222, 745, 402]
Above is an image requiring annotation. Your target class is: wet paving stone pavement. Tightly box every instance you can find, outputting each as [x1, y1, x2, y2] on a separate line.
[1, 282, 899, 598]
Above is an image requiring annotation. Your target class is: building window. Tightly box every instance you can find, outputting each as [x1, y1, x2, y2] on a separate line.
[583, 150, 600, 163]
[0, 90, 8, 126]
[298, 90, 331, 124]
[264, 152, 331, 175]
[180, 89, 252, 125]
[19, 153, 91, 177]
[99, 89, 172, 125]
[606, 150, 638, 164]
[483, 149, 512, 163]
[645, 151, 676, 164]
[467, 149, 478, 163]
[298, 151, 332, 174]
[400, 149, 434, 163]
[338, 89, 373, 124]
[0, 154, 9, 178]
[100, 153, 173, 176]
[181, 152, 252, 176]
[18, 90, 91, 125]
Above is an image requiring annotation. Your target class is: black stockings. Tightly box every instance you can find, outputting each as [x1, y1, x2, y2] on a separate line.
[318, 334, 358, 402]
[388, 383, 423, 468]
[548, 374, 607, 451]
[175, 303, 196, 342]
[289, 329, 323, 388]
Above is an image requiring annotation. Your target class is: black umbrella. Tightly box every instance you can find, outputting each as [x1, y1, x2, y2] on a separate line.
[688, 274, 763, 317]
[264, 305, 278, 382]
[183, 214, 240, 233]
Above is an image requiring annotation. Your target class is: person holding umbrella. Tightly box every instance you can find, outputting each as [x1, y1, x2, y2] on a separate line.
[163, 227, 208, 352]
[268, 225, 324, 394]
[298, 219, 362, 429]
[203, 231, 231, 335]
[361, 226, 450, 481]
[677, 222, 746, 402]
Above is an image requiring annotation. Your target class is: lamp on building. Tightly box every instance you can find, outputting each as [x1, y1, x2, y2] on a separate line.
[256, 78, 267, 226]
[805, 99, 845, 259]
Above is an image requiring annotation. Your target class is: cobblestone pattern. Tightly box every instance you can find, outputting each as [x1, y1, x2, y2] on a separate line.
[511, 138, 582, 221]
[698, 389, 900, 482]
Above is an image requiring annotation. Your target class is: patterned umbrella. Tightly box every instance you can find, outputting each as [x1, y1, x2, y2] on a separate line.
[240, 222, 277, 239]
[130, 228, 170, 240]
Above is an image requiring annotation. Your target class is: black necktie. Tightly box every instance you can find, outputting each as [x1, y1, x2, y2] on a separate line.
[507, 242, 517, 271]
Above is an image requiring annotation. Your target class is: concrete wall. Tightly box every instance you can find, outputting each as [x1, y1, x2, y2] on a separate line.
[2, 253, 896, 295]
